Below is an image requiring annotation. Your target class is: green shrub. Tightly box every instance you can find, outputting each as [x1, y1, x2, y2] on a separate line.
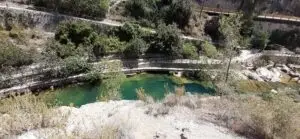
[182, 43, 198, 59]
[93, 35, 126, 56]
[44, 40, 79, 59]
[151, 23, 182, 58]
[60, 56, 90, 76]
[124, 38, 148, 58]
[0, 42, 33, 68]
[217, 94, 300, 139]
[251, 31, 269, 50]
[55, 21, 94, 46]
[0, 93, 60, 138]
[32, 0, 109, 19]
[269, 29, 300, 50]
[202, 41, 218, 58]
[164, 0, 192, 28]
[125, 0, 152, 20]
[125, 0, 192, 29]
[112, 23, 143, 42]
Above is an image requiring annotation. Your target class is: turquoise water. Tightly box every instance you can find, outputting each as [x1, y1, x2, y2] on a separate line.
[44, 74, 214, 107]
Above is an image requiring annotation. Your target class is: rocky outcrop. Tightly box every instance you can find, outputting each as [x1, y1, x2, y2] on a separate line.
[18, 100, 244, 139]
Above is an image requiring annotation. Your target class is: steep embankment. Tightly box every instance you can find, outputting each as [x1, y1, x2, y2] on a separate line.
[18, 99, 244, 139]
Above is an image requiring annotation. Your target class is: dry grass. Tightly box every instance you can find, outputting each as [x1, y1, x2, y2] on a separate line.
[136, 88, 154, 103]
[235, 80, 273, 93]
[175, 86, 185, 97]
[0, 93, 66, 138]
[211, 94, 300, 139]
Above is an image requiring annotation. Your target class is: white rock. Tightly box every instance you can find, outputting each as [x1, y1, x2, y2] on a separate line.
[256, 67, 273, 81]
[281, 65, 291, 73]
[19, 100, 245, 139]
[292, 77, 299, 82]
[243, 70, 264, 82]
[270, 68, 282, 82]
[271, 89, 278, 94]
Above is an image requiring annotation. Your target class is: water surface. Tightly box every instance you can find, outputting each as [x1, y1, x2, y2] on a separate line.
[44, 74, 214, 107]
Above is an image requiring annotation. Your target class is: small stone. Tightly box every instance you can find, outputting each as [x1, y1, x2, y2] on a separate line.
[292, 77, 299, 82]
[271, 89, 278, 94]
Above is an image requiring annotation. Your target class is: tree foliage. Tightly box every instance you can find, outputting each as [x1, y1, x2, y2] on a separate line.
[251, 31, 269, 50]
[125, 0, 192, 29]
[98, 60, 126, 101]
[32, 0, 109, 19]
[202, 41, 218, 58]
[218, 14, 247, 82]
[151, 23, 183, 58]
[124, 38, 148, 58]
[269, 29, 300, 50]
[112, 23, 143, 42]
[182, 43, 198, 59]
[0, 42, 33, 69]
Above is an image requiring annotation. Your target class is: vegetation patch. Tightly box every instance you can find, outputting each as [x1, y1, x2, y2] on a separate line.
[0, 93, 65, 138]
[32, 0, 109, 19]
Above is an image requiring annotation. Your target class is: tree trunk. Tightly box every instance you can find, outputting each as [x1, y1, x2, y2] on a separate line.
[200, 4, 204, 17]
[225, 55, 232, 82]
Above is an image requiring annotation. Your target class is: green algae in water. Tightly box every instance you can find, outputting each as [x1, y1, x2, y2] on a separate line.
[44, 74, 214, 107]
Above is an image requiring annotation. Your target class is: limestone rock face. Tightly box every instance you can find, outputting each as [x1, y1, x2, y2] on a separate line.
[255, 67, 281, 82]
[18, 101, 244, 139]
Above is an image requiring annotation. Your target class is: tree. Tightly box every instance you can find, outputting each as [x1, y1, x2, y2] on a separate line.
[202, 41, 218, 58]
[0, 42, 33, 69]
[165, 0, 192, 29]
[92, 35, 126, 57]
[112, 23, 143, 42]
[125, 0, 192, 28]
[98, 60, 126, 101]
[182, 43, 198, 59]
[219, 14, 246, 82]
[124, 38, 148, 58]
[55, 21, 93, 46]
[32, 0, 109, 19]
[154, 23, 183, 58]
[251, 31, 269, 51]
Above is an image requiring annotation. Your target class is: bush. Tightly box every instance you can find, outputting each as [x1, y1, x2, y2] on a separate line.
[125, 0, 152, 20]
[55, 21, 94, 46]
[60, 56, 90, 76]
[269, 29, 300, 50]
[125, 0, 192, 29]
[32, 0, 109, 19]
[150, 23, 182, 58]
[124, 38, 148, 58]
[202, 41, 218, 58]
[182, 43, 198, 59]
[112, 23, 143, 42]
[98, 61, 126, 101]
[44, 40, 79, 59]
[0, 93, 62, 138]
[215, 94, 300, 139]
[251, 31, 269, 50]
[0, 42, 33, 69]
[164, 0, 192, 28]
[93, 35, 126, 56]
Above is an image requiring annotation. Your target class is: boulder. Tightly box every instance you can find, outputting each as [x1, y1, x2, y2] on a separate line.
[271, 89, 278, 94]
[280, 65, 290, 73]
[244, 70, 264, 82]
[292, 77, 299, 82]
[256, 67, 273, 81]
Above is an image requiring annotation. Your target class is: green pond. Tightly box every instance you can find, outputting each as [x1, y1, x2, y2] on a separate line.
[43, 74, 214, 107]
